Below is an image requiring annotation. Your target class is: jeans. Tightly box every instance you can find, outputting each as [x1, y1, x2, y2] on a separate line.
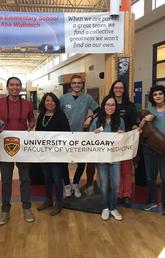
[63, 163, 86, 185]
[41, 163, 64, 203]
[143, 145, 165, 205]
[0, 162, 31, 212]
[97, 162, 120, 211]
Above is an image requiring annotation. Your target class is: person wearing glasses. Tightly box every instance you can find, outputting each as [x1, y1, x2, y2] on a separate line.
[108, 80, 138, 208]
[59, 74, 99, 198]
[89, 95, 125, 221]
[142, 85, 165, 214]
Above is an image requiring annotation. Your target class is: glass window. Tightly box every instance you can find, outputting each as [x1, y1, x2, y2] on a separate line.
[152, 0, 165, 10]
[157, 63, 165, 78]
[153, 42, 165, 86]
[157, 45, 165, 61]
[131, 0, 144, 20]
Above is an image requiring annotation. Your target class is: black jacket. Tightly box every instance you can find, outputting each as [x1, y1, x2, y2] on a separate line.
[118, 101, 137, 132]
[36, 110, 70, 132]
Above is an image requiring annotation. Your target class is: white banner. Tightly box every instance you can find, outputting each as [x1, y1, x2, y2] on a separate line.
[65, 12, 124, 53]
[0, 130, 139, 163]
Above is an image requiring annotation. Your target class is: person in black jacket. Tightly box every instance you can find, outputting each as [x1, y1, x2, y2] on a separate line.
[108, 80, 138, 208]
[36, 92, 70, 215]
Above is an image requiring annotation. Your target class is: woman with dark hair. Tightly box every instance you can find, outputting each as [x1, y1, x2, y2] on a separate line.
[142, 85, 165, 214]
[36, 92, 70, 216]
[90, 95, 125, 221]
[108, 80, 137, 208]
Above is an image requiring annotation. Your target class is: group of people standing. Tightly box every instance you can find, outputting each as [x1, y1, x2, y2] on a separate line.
[0, 75, 165, 226]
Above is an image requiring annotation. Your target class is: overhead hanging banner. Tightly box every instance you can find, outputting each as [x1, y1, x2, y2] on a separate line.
[64, 12, 124, 53]
[0, 130, 139, 163]
[0, 11, 65, 53]
[0, 11, 124, 54]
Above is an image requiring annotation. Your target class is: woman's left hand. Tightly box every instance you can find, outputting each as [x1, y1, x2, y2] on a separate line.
[94, 128, 102, 133]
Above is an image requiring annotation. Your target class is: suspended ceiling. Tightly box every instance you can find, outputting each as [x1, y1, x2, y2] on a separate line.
[0, 0, 109, 13]
[0, 53, 53, 73]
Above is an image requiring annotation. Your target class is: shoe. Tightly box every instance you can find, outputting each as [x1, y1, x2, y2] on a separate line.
[101, 208, 110, 220]
[110, 209, 123, 221]
[143, 202, 157, 211]
[23, 209, 35, 223]
[50, 202, 62, 216]
[0, 212, 10, 225]
[64, 184, 72, 198]
[72, 184, 82, 198]
[117, 198, 124, 205]
[84, 185, 94, 196]
[37, 200, 53, 211]
[160, 206, 165, 215]
[123, 197, 132, 208]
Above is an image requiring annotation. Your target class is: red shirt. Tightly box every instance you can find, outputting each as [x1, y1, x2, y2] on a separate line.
[0, 97, 34, 130]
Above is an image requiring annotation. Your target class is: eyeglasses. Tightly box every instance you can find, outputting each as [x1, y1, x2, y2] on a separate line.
[114, 86, 124, 90]
[105, 103, 116, 107]
[153, 92, 163, 97]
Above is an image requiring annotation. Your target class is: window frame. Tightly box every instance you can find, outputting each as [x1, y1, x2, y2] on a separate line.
[131, 0, 144, 20]
[152, 41, 165, 86]
[152, 0, 165, 10]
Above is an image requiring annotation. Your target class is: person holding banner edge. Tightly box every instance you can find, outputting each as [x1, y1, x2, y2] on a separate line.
[0, 77, 35, 225]
[59, 74, 99, 198]
[142, 85, 165, 214]
[36, 92, 70, 215]
[90, 95, 125, 221]
[108, 80, 138, 208]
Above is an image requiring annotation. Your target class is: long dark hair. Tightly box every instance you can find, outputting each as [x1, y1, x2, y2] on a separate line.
[148, 85, 165, 106]
[108, 80, 129, 104]
[39, 92, 61, 114]
[96, 95, 120, 132]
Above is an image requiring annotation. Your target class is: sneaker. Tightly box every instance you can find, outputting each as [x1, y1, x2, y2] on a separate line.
[0, 212, 10, 225]
[143, 202, 157, 211]
[160, 206, 165, 215]
[64, 184, 72, 198]
[123, 197, 132, 208]
[37, 200, 53, 211]
[50, 202, 62, 216]
[110, 209, 123, 221]
[101, 208, 110, 220]
[72, 184, 82, 198]
[84, 185, 94, 196]
[23, 209, 35, 223]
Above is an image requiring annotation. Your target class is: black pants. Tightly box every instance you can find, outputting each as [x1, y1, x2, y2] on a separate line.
[86, 163, 96, 187]
[63, 163, 86, 185]
[41, 163, 64, 203]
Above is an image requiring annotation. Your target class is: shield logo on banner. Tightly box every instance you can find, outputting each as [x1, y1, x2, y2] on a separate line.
[4, 137, 20, 156]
